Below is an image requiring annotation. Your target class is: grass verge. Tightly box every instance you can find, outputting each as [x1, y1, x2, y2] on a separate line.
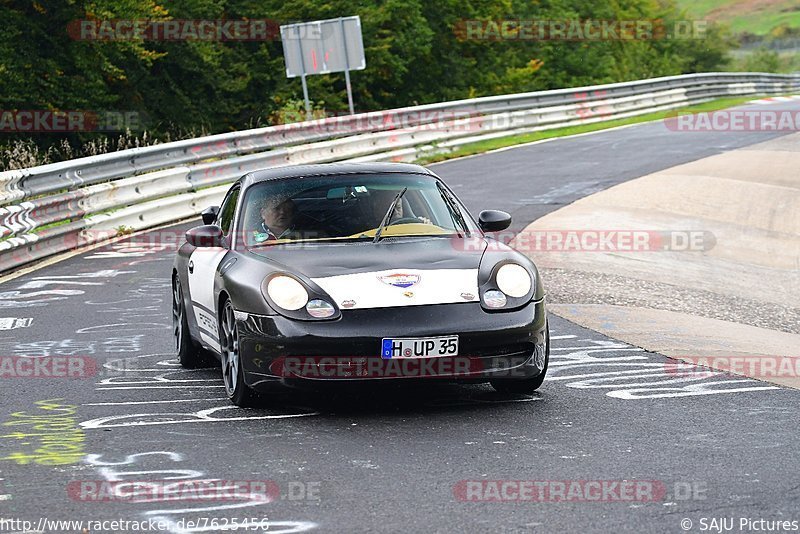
[415, 95, 772, 165]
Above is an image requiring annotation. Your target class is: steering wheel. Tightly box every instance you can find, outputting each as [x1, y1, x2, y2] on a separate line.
[389, 217, 424, 226]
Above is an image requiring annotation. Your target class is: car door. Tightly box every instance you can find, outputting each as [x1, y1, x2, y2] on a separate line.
[187, 184, 240, 352]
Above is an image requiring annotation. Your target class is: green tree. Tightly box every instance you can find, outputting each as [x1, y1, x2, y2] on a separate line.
[0, 0, 735, 162]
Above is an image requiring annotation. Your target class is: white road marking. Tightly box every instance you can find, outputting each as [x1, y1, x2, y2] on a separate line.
[80, 408, 319, 429]
[547, 333, 781, 399]
[84, 399, 228, 406]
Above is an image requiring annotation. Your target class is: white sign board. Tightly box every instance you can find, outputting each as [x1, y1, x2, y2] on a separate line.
[280, 16, 366, 78]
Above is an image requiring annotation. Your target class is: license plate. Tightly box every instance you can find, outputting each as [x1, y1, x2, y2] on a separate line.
[381, 336, 459, 359]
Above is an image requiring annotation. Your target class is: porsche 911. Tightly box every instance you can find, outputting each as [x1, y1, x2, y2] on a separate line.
[172, 163, 548, 406]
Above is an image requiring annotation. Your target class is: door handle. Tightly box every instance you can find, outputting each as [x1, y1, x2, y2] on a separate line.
[220, 258, 237, 275]
[188, 260, 194, 274]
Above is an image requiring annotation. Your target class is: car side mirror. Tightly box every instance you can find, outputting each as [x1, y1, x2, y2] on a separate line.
[186, 225, 223, 248]
[201, 206, 220, 225]
[478, 210, 512, 232]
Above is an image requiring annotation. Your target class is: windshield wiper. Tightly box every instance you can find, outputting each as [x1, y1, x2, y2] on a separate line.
[373, 187, 407, 243]
[435, 182, 470, 238]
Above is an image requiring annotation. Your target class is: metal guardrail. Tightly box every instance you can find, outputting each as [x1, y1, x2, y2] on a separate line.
[1, 72, 798, 273]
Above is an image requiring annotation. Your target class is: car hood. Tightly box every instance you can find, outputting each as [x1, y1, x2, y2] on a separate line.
[248, 237, 488, 310]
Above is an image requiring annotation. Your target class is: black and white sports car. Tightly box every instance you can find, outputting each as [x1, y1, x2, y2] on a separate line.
[172, 163, 548, 406]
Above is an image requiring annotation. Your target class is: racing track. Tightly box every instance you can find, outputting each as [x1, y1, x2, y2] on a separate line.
[1, 102, 799, 533]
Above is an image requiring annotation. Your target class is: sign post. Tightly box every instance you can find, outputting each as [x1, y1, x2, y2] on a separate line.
[338, 17, 355, 115]
[292, 25, 312, 119]
[280, 16, 366, 119]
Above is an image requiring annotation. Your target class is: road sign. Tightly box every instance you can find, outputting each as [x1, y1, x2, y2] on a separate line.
[280, 16, 366, 116]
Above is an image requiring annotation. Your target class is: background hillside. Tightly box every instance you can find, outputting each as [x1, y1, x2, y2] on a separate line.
[0, 0, 796, 169]
[675, 0, 800, 35]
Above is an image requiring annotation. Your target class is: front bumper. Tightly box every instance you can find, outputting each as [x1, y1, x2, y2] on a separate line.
[236, 298, 546, 390]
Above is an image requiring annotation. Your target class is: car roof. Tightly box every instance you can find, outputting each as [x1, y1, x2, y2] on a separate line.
[240, 162, 437, 189]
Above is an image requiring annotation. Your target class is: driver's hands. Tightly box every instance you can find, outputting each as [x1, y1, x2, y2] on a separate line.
[418, 216, 432, 224]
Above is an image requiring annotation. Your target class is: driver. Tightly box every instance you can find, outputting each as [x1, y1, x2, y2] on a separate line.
[252, 196, 299, 243]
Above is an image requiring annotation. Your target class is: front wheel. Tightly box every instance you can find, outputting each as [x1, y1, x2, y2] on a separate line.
[219, 299, 261, 407]
[491, 323, 549, 394]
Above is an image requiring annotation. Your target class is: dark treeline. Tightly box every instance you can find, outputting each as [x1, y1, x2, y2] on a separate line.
[0, 0, 731, 162]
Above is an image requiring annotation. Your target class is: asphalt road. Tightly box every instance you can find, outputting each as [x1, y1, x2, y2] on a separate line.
[435, 100, 800, 225]
[0, 105, 798, 534]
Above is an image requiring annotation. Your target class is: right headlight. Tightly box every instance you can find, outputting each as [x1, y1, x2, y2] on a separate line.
[267, 275, 309, 311]
[306, 299, 336, 318]
[495, 263, 532, 298]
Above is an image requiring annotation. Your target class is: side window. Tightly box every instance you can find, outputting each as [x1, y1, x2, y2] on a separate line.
[218, 187, 240, 237]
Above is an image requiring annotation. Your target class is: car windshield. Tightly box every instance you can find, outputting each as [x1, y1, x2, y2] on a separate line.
[240, 173, 477, 246]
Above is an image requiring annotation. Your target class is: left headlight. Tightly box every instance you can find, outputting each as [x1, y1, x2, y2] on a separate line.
[496, 263, 532, 298]
[267, 275, 309, 311]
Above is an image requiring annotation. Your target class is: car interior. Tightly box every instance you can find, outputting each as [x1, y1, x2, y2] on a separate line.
[244, 183, 441, 244]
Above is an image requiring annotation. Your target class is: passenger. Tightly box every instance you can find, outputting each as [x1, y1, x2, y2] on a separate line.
[370, 189, 431, 226]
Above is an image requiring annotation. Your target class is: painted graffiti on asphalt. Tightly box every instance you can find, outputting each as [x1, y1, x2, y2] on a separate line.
[0, 318, 32, 330]
[85, 451, 318, 533]
[548, 334, 780, 399]
[0, 399, 86, 466]
[0, 269, 136, 308]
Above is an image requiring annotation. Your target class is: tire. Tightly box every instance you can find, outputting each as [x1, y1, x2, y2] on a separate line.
[491, 323, 550, 394]
[219, 298, 262, 407]
[173, 276, 215, 369]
